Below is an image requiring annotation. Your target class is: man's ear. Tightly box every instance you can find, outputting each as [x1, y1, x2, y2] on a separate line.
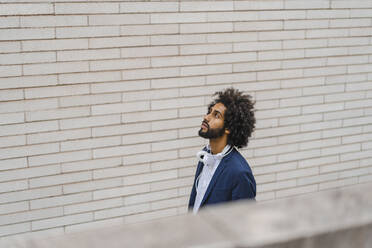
[225, 129, 230, 134]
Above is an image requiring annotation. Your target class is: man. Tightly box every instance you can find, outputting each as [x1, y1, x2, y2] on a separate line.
[188, 87, 256, 214]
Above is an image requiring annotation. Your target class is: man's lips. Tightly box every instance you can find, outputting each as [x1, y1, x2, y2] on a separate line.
[201, 121, 209, 129]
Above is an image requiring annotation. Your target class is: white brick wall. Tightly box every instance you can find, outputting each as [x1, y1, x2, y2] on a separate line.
[0, 0, 371, 241]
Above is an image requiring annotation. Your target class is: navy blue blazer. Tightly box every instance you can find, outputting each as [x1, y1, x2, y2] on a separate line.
[188, 147, 256, 210]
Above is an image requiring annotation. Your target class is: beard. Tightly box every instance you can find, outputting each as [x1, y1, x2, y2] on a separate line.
[198, 124, 225, 139]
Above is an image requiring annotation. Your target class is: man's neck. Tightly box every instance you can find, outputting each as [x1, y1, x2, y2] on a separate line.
[209, 135, 228, 154]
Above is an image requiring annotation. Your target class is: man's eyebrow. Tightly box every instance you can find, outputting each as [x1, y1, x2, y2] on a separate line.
[213, 109, 222, 116]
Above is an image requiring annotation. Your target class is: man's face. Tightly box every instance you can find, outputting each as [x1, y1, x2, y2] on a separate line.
[198, 102, 227, 139]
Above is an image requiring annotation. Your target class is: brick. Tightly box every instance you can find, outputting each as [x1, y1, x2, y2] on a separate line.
[89, 14, 149, 26]
[60, 114, 120, 130]
[180, 22, 233, 34]
[255, 125, 300, 139]
[92, 101, 149, 115]
[234, 61, 281, 72]
[92, 122, 151, 138]
[331, 0, 372, 8]
[259, 30, 305, 41]
[330, 18, 371, 28]
[0, 4, 53, 15]
[0, 98, 58, 114]
[92, 80, 150, 94]
[345, 99, 372, 110]
[26, 106, 90, 122]
[303, 66, 347, 77]
[121, 2, 179, 13]
[319, 177, 358, 190]
[30, 171, 92, 188]
[94, 203, 149, 220]
[121, 24, 179, 36]
[0, 120, 59, 137]
[121, 46, 178, 58]
[278, 149, 321, 163]
[0, 65, 21, 77]
[93, 184, 149, 200]
[346, 82, 372, 92]
[0, 135, 25, 148]
[305, 47, 348, 58]
[124, 189, 178, 206]
[283, 39, 327, 49]
[0, 28, 54, 41]
[325, 91, 364, 103]
[0, 41, 21, 53]
[234, 41, 281, 52]
[123, 109, 177, 124]
[151, 76, 204, 89]
[253, 162, 297, 175]
[56, 26, 119, 39]
[59, 71, 121, 85]
[23, 61, 89, 76]
[151, 34, 206, 46]
[123, 129, 178, 146]
[285, 0, 330, 9]
[151, 157, 194, 172]
[256, 88, 302, 100]
[306, 28, 349, 39]
[0, 89, 23, 101]
[122, 67, 179, 81]
[90, 36, 149, 49]
[303, 84, 345, 96]
[0, 180, 28, 193]
[207, 11, 258, 22]
[93, 143, 150, 159]
[27, 128, 91, 145]
[235, 1, 284, 10]
[259, 10, 305, 20]
[152, 137, 202, 152]
[235, 21, 283, 32]
[60, 93, 121, 108]
[342, 133, 372, 145]
[340, 150, 372, 162]
[30, 192, 91, 210]
[124, 170, 178, 186]
[258, 68, 303, 81]
[124, 88, 179, 102]
[303, 102, 344, 114]
[279, 113, 323, 126]
[0, 142, 59, 160]
[206, 52, 256, 64]
[151, 197, 186, 211]
[299, 155, 339, 169]
[64, 178, 122, 195]
[278, 131, 321, 145]
[259, 49, 305, 61]
[207, 72, 256, 85]
[64, 198, 122, 215]
[348, 64, 372, 74]
[151, 13, 206, 24]
[258, 179, 296, 193]
[301, 120, 342, 133]
[350, 9, 372, 18]
[182, 1, 233, 11]
[328, 55, 368, 66]
[207, 32, 258, 43]
[256, 106, 300, 119]
[57, 48, 120, 62]
[21, 16, 87, 28]
[28, 150, 92, 167]
[0, 75, 58, 90]
[125, 207, 178, 224]
[255, 143, 298, 157]
[0, 157, 26, 171]
[0, 186, 62, 204]
[323, 126, 363, 139]
[0, 223, 30, 237]
[180, 43, 232, 55]
[276, 185, 318, 198]
[307, 10, 349, 19]
[300, 137, 341, 151]
[22, 39, 88, 52]
[277, 167, 318, 181]
[152, 55, 205, 68]
[0, 202, 28, 215]
[326, 74, 367, 85]
[91, 58, 150, 72]
[122, 150, 178, 166]
[321, 143, 361, 156]
[55, 3, 118, 14]
[65, 218, 123, 234]
[320, 161, 360, 174]
[32, 213, 93, 231]
[181, 64, 232, 77]
[61, 136, 121, 152]
[151, 96, 203, 110]
[0, 17, 19, 28]
[343, 117, 372, 128]
[0, 112, 24, 125]
[62, 157, 122, 173]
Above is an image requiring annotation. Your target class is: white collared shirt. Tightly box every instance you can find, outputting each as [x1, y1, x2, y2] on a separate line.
[193, 144, 231, 214]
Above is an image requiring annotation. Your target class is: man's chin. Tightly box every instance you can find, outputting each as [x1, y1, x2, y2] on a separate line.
[198, 129, 209, 138]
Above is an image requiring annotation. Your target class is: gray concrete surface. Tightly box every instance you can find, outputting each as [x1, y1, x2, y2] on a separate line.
[4, 182, 372, 248]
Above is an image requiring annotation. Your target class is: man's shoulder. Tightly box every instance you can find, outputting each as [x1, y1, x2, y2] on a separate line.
[225, 149, 252, 172]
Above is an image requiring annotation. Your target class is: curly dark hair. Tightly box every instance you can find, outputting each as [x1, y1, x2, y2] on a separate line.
[208, 87, 256, 148]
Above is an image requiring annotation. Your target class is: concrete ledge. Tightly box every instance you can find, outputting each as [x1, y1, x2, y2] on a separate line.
[4, 182, 372, 248]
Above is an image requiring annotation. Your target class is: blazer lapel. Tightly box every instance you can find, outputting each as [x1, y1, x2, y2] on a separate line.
[199, 151, 233, 207]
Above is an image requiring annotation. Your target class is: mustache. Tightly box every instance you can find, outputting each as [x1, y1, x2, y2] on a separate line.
[202, 120, 209, 128]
